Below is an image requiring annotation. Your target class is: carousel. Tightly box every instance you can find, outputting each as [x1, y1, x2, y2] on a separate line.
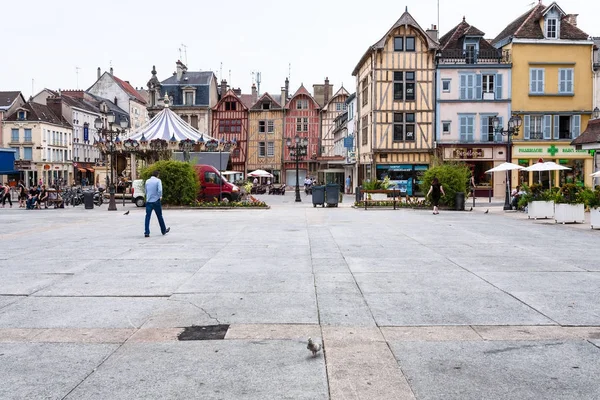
[94, 95, 235, 189]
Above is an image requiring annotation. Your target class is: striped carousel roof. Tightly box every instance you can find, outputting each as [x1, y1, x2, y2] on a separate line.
[128, 107, 214, 142]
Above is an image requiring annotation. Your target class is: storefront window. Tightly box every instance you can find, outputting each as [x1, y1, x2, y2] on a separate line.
[518, 159, 530, 186]
[558, 159, 584, 186]
[467, 162, 494, 187]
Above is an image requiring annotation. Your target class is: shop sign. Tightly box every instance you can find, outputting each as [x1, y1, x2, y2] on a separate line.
[43, 164, 51, 170]
[14, 160, 32, 170]
[516, 145, 590, 157]
[453, 148, 483, 159]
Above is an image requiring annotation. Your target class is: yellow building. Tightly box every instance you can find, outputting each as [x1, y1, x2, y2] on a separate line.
[493, 2, 595, 188]
[352, 8, 438, 195]
[246, 93, 285, 182]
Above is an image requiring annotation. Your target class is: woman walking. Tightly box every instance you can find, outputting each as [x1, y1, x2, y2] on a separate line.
[17, 180, 27, 208]
[427, 177, 445, 215]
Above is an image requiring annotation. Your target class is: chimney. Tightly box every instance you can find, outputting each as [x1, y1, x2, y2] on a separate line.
[426, 24, 439, 42]
[46, 96, 63, 119]
[220, 79, 228, 99]
[233, 88, 242, 96]
[565, 14, 578, 26]
[97, 67, 101, 80]
[110, 67, 113, 75]
[176, 60, 187, 81]
[285, 77, 289, 101]
[324, 77, 331, 104]
[281, 86, 287, 107]
[251, 83, 258, 103]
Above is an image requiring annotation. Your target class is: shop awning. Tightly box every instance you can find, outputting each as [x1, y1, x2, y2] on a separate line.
[86, 168, 95, 172]
[77, 168, 86, 173]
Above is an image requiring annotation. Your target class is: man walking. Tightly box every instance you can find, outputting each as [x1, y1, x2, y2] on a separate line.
[144, 170, 170, 238]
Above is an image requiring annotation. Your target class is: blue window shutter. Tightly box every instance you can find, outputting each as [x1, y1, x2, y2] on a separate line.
[543, 115, 551, 139]
[459, 75, 466, 100]
[539, 69, 545, 93]
[553, 115, 559, 139]
[459, 116, 466, 141]
[468, 116, 475, 141]
[481, 116, 488, 141]
[558, 69, 565, 93]
[524, 115, 530, 139]
[475, 74, 482, 100]
[495, 74, 503, 100]
[529, 69, 535, 93]
[567, 69, 573, 93]
[571, 115, 581, 138]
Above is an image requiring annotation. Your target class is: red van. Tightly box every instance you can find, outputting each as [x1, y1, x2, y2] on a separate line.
[194, 165, 241, 201]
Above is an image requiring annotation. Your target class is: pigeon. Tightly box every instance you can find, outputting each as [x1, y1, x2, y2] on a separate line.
[468, 207, 473, 211]
[123, 211, 130, 215]
[484, 209, 489, 214]
[307, 337, 322, 356]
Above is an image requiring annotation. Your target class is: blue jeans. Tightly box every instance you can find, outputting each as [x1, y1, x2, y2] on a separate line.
[145, 200, 167, 235]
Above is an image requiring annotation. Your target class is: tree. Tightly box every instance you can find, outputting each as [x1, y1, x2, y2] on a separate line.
[421, 162, 470, 207]
[140, 160, 199, 205]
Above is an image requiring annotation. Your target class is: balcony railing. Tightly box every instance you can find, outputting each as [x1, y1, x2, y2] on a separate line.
[438, 49, 511, 65]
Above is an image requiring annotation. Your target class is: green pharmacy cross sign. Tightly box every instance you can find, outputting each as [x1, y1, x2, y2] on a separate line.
[547, 145, 559, 157]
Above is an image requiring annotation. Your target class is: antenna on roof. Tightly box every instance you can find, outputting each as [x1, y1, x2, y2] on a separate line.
[256, 72, 261, 95]
[32, 78, 35, 98]
[229, 69, 231, 85]
[75, 67, 81, 89]
[181, 43, 188, 65]
[288, 63, 292, 85]
[178, 47, 182, 61]
[220, 62, 223, 81]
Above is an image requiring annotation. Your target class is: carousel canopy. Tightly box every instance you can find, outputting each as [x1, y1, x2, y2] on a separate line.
[128, 107, 215, 142]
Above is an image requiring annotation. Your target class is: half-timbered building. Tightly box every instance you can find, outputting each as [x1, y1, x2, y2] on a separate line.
[352, 9, 438, 195]
[320, 87, 350, 157]
[211, 90, 249, 172]
[283, 85, 321, 186]
[247, 93, 285, 182]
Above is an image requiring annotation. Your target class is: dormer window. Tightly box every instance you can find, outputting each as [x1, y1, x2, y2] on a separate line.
[262, 102, 271, 110]
[17, 111, 26, 120]
[546, 18, 557, 38]
[184, 90, 194, 106]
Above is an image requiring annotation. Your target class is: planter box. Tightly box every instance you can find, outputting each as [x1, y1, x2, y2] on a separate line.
[554, 203, 585, 224]
[590, 208, 600, 229]
[527, 201, 554, 220]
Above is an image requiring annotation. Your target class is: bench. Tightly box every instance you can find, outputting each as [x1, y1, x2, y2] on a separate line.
[45, 190, 64, 208]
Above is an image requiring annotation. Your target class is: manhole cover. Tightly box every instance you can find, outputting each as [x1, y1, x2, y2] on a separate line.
[178, 325, 230, 341]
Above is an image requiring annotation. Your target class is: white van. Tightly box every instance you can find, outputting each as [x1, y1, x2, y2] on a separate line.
[132, 179, 145, 207]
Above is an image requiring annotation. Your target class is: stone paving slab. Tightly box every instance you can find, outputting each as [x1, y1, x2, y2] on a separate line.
[447, 256, 586, 272]
[0, 295, 25, 310]
[0, 342, 118, 400]
[314, 273, 361, 294]
[317, 293, 377, 326]
[0, 259, 92, 274]
[143, 293, 318, 327]
[389, 340, 600, 400]
[381, 326, 482, 342]
[63, 341, 329, 400]
[32, 272, 193, 297]
[353, 271, 495, 293]
[0, 273, 67, 295]
[225, 324, 321, 340]
[344, 256, 463, 273]
[82, 259, 206, 274]
[198, 257, 313, 273]
[363, 290, 554, 326]
[175, 272, 315, 294]
[478, 271, 600, 293]
[507, 291, 600, 326]
[0, 297, 165, 328]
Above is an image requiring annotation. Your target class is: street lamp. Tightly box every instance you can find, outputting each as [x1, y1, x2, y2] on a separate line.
[286, 134, 309, 202]
[593, 107, 600, 120]
[492, 115, 522, 211]
[94, 112, 128, 211]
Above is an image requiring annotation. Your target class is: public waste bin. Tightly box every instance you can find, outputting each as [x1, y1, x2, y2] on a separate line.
[312, 185, 325, 207]
[84, 191, 94, 209]
[355, 186, 362, 204]
[325, 184, 340, 207]
[455, 192, 465, 211]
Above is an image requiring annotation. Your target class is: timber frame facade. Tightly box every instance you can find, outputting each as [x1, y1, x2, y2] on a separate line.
[352, 9, 439, 194]
[321, 87, 350, 157]
[247, 93, 285, 182]
[211, 90, 249, 172]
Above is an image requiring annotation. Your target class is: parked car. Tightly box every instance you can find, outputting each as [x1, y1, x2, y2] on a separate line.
[132, 179, 146, 207]
[194, 165, 240, 201]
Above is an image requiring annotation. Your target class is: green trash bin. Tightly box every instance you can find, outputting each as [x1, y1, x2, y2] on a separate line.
[325, 184, 340, 207]
[312, 186, 325, 207]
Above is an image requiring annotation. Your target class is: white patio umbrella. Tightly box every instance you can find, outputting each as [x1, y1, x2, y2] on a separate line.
[247, 169, 274, 178]
[486, 163, 524, 202]
[485, 162, 524, 173]
[523, 161, 571, 187]
[590, 171, 600, 178]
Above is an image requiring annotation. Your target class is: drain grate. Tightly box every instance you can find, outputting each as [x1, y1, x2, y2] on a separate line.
[178, 325, 230, 341]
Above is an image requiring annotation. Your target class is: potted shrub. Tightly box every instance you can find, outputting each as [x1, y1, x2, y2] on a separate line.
[554, 183, 585, 224]
[522, 183, 555, 220]
[362, 178, 389, 200]
[581, 187, 600, 229]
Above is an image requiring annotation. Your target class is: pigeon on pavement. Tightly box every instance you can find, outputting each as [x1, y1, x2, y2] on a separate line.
[307, 337, 322, 356]
[484, 209, 489, 214]
[123, 211, 130, 215]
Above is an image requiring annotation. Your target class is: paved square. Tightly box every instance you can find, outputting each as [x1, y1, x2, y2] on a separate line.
[1, 197, 599, 399]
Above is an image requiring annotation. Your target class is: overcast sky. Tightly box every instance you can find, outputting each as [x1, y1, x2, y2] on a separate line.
[1, 0, 597, 100]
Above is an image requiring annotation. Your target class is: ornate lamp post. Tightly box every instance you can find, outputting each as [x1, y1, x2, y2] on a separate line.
[94, 112, 128, 211]
[492, 115, 523, 211]
[286, 134, 309, 203]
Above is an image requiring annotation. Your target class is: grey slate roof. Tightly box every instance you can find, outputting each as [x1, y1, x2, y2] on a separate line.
[0, 91, 23, 111]
[161, 71, 215, 86]
[5, 102, 71, 127]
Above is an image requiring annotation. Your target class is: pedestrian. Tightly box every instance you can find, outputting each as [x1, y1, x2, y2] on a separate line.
[426, 177, 445, 215]
[0, 182, 9, 208]
[144, 170, 170, 238]
[345, 175, 352, 194]
[253, 177, 258, 186]
[17, 180, 27, 208]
